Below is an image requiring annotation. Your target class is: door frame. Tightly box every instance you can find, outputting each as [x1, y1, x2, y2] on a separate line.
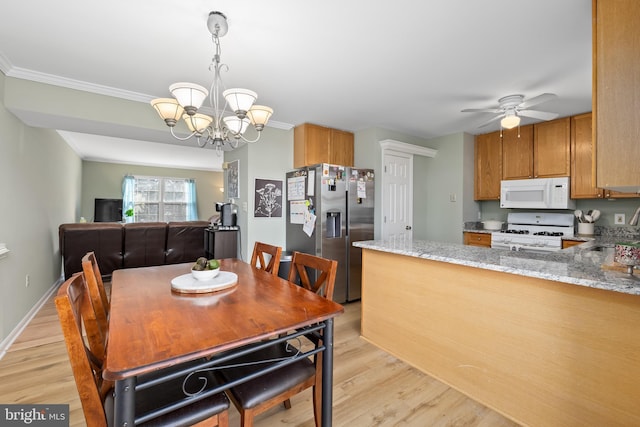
[379, 139, 438, 240]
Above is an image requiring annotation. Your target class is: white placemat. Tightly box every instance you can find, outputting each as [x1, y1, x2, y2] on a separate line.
[171, 271, 238, 294]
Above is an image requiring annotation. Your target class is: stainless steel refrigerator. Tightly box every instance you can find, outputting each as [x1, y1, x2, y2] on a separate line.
[285, 164, 375, 303]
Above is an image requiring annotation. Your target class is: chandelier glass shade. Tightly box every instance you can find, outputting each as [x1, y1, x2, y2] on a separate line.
[150, 11, 273, 154]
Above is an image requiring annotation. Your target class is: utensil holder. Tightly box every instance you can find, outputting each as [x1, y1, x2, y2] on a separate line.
[578, 223, 594, 236]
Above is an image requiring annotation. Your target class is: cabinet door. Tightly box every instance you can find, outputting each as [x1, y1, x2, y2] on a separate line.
[330, 129, 354, 166]
[463, 232, 491, 248]
[570, 113, 604, 199]
[293, 124, 331, 168]
[474, 132, 502, 200]
[502, 125, 533, 180]
[562, 240, 583, 249]
[595, 0, 640, 191]
[534, 117, 570, 178]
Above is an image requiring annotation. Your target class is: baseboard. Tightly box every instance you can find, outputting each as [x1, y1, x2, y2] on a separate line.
[0, 277, 63, 360]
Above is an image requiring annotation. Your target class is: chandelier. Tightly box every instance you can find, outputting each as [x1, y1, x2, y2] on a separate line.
[150, 11, 273, 154]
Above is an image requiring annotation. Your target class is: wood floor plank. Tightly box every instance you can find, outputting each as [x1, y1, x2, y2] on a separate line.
[0, 287, 520, 426]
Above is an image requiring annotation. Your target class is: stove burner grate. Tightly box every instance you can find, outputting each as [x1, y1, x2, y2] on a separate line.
[504, 229, 529, 234]
[533, 231, 564, 236]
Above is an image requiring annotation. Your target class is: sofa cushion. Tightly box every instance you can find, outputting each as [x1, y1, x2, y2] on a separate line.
[165, 221, 209, 265]
[59, 223, 123, 279]
[123, 223, 167, 269]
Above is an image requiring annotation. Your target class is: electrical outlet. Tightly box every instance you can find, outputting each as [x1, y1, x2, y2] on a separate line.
[449, 193, 457, 202]
[25, 274, 30, 288]
[615, 213, 625, 225]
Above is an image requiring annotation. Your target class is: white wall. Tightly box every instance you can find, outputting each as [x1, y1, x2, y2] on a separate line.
[224, 128, 293, 261]
[0, 71, 81, 346]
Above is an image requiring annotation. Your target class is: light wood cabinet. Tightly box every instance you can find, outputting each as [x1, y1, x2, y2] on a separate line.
[500, 118, 570, 180]
[474, 132, 502, 200]
[562, 239, 584, 250]
[571, 113, 601, 198]
[571, 112, 639, 199]
[293, 123, 354, 168]
[533, 117, 571, 178]
[594, 0, 640, 192]
[463, 232, 491, 248]
[501, 125, 534, 180]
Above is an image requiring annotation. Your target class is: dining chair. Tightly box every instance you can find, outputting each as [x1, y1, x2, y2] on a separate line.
[82, 251, 109, 339]
[219, 251, 338, 427]
[250, 241, 283, 276]
[55, 273, 230, 427]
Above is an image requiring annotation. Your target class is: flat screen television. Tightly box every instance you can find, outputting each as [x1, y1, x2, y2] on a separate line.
[94, 198, 123, 222]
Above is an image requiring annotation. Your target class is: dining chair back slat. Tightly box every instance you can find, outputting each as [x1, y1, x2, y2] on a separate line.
[288, 251, 338, 300]
[82, 251, 109, 339]
[250, 242, 283, 276]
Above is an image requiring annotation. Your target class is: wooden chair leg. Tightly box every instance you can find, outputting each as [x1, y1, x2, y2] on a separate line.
[218, 409, 229, 427]
[241, 409, 255, 427]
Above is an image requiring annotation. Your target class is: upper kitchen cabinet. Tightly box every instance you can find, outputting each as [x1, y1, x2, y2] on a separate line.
[594, 0, 640, 192]
[501, 125, 534, 180]
[533, 117, 571, 178]
[571, 113, 601, 198]
[293, 123, 354, 168]
[571, 112, 639, 199]
[474, 131, 502, 200]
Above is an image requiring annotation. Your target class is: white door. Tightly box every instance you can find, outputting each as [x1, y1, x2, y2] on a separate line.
[382, 151, 413, 241]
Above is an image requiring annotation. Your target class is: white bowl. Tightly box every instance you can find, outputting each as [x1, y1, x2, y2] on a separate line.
[191, 268, 220, 281]
[481, 220, 504, 231]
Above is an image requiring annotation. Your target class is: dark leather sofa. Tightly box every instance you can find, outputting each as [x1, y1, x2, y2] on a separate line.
[59, 221, 210, 279]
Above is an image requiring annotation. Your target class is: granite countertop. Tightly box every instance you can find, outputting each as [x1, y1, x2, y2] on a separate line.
[354, 236, 640, 296]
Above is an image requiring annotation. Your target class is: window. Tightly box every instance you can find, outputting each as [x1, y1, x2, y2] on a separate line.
[122, 175, 197, 222]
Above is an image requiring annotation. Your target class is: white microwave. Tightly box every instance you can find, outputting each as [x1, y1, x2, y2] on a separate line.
[500, 177, 576, 209]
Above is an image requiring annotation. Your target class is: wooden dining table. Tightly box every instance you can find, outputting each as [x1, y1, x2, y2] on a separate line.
[103, 259, 344, 426]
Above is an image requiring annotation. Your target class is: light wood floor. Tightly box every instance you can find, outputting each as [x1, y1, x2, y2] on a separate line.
[0, 288, 520, 426]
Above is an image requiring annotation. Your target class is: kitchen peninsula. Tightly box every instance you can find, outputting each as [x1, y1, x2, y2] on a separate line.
[354, 239, 640, 426]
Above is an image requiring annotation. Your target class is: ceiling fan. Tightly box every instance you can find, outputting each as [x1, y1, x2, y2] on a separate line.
[461, 93, 559, 129]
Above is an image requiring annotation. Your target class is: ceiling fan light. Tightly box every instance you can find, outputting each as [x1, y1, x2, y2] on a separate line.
[223, 116, 250, 135]
[501, 115, 521, 129]
[183, 113, 213, 134]
[150, 98, 184, 127]
[246, 105, 273, 131]
[170, 82, 209, 114]
[223, 88, 257, 118]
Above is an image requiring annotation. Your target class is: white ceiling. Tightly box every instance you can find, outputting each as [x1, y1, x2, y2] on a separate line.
[0, 0, 593, 170]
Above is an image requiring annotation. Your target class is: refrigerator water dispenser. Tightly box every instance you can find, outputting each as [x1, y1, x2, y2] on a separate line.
[326, 211, 341, 238]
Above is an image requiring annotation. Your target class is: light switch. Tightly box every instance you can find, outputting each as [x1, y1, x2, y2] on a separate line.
[242, 202, 248, 212]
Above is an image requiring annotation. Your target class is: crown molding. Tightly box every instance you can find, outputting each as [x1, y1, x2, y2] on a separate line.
[379, 139, 437, 157]
[2, 63, 294, 131]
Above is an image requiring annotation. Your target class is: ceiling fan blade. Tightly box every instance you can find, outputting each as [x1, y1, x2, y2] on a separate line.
[518, 93, 557, 109]
[461, 108, 502, 113]
[476, 115, 503, 128]
[519, 110, 559, 120]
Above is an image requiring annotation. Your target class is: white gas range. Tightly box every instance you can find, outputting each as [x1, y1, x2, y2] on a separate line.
[490, 212, 575, 253]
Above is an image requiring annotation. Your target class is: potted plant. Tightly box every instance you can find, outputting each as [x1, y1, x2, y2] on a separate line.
[124, 208, 134, 223]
